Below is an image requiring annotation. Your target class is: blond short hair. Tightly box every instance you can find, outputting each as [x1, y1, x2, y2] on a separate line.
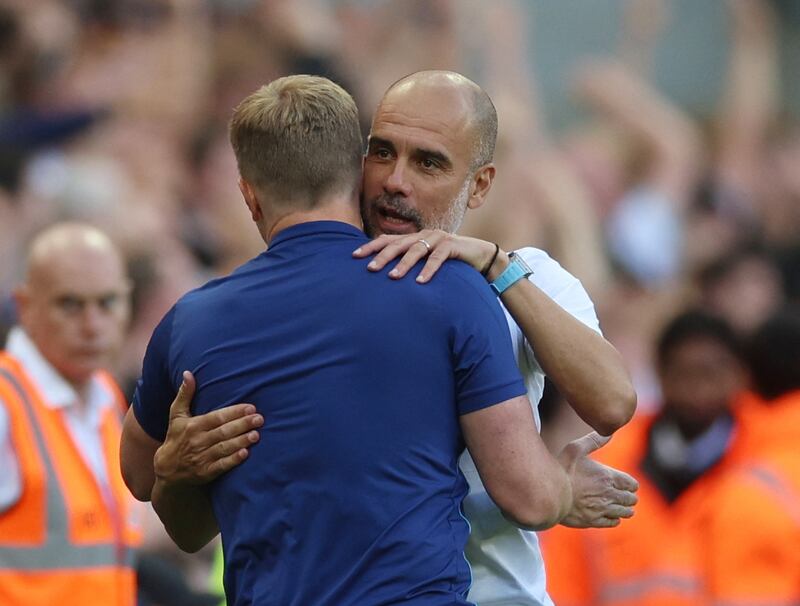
[230, 75, 363, 207]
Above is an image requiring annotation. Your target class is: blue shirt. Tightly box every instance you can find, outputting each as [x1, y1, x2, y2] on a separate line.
[133, 221, 526, 606]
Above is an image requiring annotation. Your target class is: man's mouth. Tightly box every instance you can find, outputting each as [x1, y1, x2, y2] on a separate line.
[370, 198, 423, 235]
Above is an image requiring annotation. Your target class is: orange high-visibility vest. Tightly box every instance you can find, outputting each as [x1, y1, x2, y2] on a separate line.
[703, 392, 800, 605]
[541, 414, 728, 606]
[0, 352, 141, 606]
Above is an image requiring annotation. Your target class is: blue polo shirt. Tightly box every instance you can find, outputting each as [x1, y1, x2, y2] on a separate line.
[133, 221, 526, 606]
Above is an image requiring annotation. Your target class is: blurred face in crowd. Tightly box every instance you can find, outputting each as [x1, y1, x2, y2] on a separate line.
[16, 226, 131, 388]
[658, 337, 745, 436]
[362, 75, 493, 236]
[704, 255, 783, 336]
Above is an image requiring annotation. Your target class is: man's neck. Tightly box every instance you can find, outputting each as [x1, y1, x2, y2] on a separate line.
[264, 196, 363, 245]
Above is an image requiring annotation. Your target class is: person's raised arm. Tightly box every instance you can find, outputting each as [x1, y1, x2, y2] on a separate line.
[716, 0, 778, 201]
[573, 60, 702, 209]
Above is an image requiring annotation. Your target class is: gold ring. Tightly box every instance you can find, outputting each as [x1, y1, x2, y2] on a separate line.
[417, 239, 432, 252]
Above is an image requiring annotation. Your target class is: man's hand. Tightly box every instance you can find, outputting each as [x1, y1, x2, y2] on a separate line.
[353, 230, 505, 283]
[557, 432, 639, 528]
[153, 371, 263, 486]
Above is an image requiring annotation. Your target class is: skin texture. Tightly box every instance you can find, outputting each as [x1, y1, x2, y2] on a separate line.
[15, 223, 131, 393]
[361, 73, 494, 237]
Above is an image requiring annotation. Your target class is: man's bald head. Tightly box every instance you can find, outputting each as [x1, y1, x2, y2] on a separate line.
[382, 70, 498, 169]
[16, 223, 130, 388]
[25, 223, 126, 286]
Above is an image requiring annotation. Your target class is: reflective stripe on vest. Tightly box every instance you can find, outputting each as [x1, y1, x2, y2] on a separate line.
[599, 572, 702, 603]
[742, 464, 800, 527]
[0, 367, 133, 571]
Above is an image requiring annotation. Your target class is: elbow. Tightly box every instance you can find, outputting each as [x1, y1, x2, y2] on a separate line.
[120, 460, 154, 502]
[591, 383, 638, 437]
[170, 534, 210, 554]
[496, 482, 571, 532]
[125, 475, 154, 503]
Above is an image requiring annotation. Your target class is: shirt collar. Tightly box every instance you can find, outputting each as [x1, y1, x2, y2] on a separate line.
[5, 327, 113, 422]
[268, 220, 365, 250]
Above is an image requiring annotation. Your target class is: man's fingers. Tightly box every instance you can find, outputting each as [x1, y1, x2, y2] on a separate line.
[568, 431, 611, 458]
[609, 468, 640, 492]
[367, 240, 414, 271]
[388, 245, 430, 279]
[416, 247, 452, 283]
[352, 234, 400, 257]
[194, 403, 260, 433]
[200, 412, 264, 448]
[212, 431, 260, 460]
[169, 370, 196, 420]
[206, 448, 251, 481]
[612, 488, 639, 507]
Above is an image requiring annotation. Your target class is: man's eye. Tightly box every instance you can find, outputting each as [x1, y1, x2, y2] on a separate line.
[421, 158, 437, 169]
[56, 297, 83, 313]
[98, 294, 120, 311]
[375, 148, 391, 159]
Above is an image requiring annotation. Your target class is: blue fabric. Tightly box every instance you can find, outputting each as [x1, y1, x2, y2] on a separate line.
[133, 221, 526, 606]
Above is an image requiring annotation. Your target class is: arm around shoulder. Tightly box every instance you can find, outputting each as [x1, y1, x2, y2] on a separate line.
[490, 249, 637, 435]
[120, 406, 160, 501]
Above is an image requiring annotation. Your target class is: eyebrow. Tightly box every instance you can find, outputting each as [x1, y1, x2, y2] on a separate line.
[367, 136, 396, 152]
[369, 136, 452, 168]
[414, 147, 451, 169]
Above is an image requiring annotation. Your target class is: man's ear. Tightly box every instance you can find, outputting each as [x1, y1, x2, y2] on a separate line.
[467, 164, 496, 210]
[239, 178, 263, 222]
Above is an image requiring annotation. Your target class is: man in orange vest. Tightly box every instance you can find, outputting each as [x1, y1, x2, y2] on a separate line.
[0, 223, 141, 605]
[703, 308, 800, 603]
[541, 309, 748, 606]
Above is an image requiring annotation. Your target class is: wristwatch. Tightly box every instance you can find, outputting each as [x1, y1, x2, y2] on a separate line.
[490, 252, 533, 296]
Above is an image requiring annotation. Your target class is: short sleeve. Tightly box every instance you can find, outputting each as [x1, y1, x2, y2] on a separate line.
[445, 265, 527, 415]
[132, 307, 178, 442]
[513, 247, 601, 375]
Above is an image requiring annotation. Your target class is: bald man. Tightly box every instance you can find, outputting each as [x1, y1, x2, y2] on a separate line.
[0, 223, 140, 606]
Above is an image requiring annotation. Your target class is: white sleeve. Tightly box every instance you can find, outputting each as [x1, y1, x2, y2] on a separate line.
[512, 247, 602, 373]
[0, 399, 22, 513]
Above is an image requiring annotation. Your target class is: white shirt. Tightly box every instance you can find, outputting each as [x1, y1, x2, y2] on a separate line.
[461, 247, 602, 606]
[0, 327, 118, 512]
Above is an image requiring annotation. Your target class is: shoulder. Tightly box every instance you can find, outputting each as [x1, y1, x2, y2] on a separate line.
[434, 260, 504, 318]
[175, 253, 268, 310]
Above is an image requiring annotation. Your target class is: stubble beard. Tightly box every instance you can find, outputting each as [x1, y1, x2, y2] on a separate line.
[362, 175, 472, 237]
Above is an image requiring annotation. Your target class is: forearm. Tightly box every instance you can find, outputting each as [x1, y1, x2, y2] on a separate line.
[717, 0, 778, 192]
[577, 62, 701, 203]
[151, 477, 219, 553]
[520, 462, 573, 531]
[487, 254, 636, 435]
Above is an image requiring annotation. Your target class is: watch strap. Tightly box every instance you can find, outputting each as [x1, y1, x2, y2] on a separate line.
[490, 253, 533, 296]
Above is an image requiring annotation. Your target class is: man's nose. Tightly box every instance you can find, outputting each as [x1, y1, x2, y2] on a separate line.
[80, 303, 107, 336]
[384, 160, 412, 197]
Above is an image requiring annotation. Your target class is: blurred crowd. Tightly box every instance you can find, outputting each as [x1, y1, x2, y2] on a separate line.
[1, 0, 799, 604]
